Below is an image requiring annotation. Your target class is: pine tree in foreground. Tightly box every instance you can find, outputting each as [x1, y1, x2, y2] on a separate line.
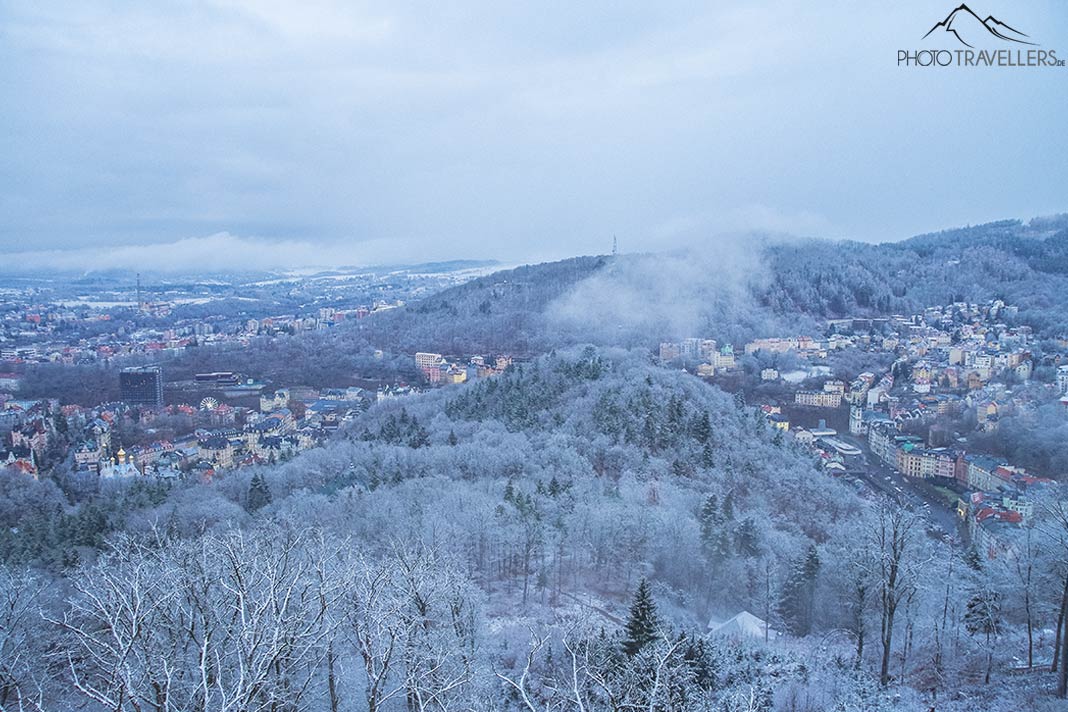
[622, 578, 660, 656]
[246, 472, 272, 512]
[778, 545, 821, 637]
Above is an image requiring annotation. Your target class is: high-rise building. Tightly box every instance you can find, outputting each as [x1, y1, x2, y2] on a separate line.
[120, 366, 163, 408]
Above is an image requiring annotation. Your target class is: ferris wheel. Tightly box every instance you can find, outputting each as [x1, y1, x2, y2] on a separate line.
[200, 396, 220, 411]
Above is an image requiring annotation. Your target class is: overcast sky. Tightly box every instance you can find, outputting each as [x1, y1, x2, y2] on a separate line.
[1, 1, 1065, 271]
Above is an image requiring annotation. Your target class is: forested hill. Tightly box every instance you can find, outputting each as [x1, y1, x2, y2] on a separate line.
[4, 347, 868, 628]
[356, 255, 611, 354]
[760, 216, 1068, 333]
[3, 345, 872, 626]
[3, 354, 1061, 709]
[356, 249, 812, 354]
[356, 215, 1068, 354]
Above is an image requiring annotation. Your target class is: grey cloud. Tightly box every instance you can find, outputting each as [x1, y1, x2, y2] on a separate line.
[0, 232, 426, 274]
[546, 237, 779, 344]
[1, 0, 1065, 264]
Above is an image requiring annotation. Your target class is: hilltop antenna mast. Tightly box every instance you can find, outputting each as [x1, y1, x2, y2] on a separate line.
[136, 273, 143, 311]
[612, 235, 618, 255]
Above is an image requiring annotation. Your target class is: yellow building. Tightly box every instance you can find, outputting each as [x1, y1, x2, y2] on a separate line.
[768, 414, 790, 431]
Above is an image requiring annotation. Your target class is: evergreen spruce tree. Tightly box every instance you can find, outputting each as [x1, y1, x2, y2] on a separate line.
[622, 578, 660, 656]
[246, 472, 272, 512]
[408, 425, 430, 449]
[752, 410, 765, 434]
[734, 517, 761, 558]
[681, 636, 717, 691]
[667, 395, 684, 429]
[547, 475, 561, 497]
[778, 545, 821, 636]
[701, 443, 715, 468]
[778, 569, 804, 637]
[699, 495, 718, 554]
[800, 545, 821, 633]
[713, 527, 732, 565]
[643, 413, 660, 451]
[692, 412, 712, 445]
[721, 492, 734, 521]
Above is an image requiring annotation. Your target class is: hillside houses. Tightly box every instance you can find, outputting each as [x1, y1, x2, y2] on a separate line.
[2, 377, 364, 482]
[744, 297, 1064, 556]
[415, 352, 512, 385]
[864, 418, 1053, 555]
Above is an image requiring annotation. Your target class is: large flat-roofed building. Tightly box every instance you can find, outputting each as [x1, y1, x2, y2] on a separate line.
[794, 390, 842, 408]
[414, 352, 443, 370]
[120, 366, 163, 408]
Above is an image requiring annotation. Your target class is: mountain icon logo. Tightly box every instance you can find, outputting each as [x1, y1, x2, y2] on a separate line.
[922, 4, 1036, 48]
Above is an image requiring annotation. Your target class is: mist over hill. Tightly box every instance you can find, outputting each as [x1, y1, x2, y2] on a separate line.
[358, 215, 1068, 355]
